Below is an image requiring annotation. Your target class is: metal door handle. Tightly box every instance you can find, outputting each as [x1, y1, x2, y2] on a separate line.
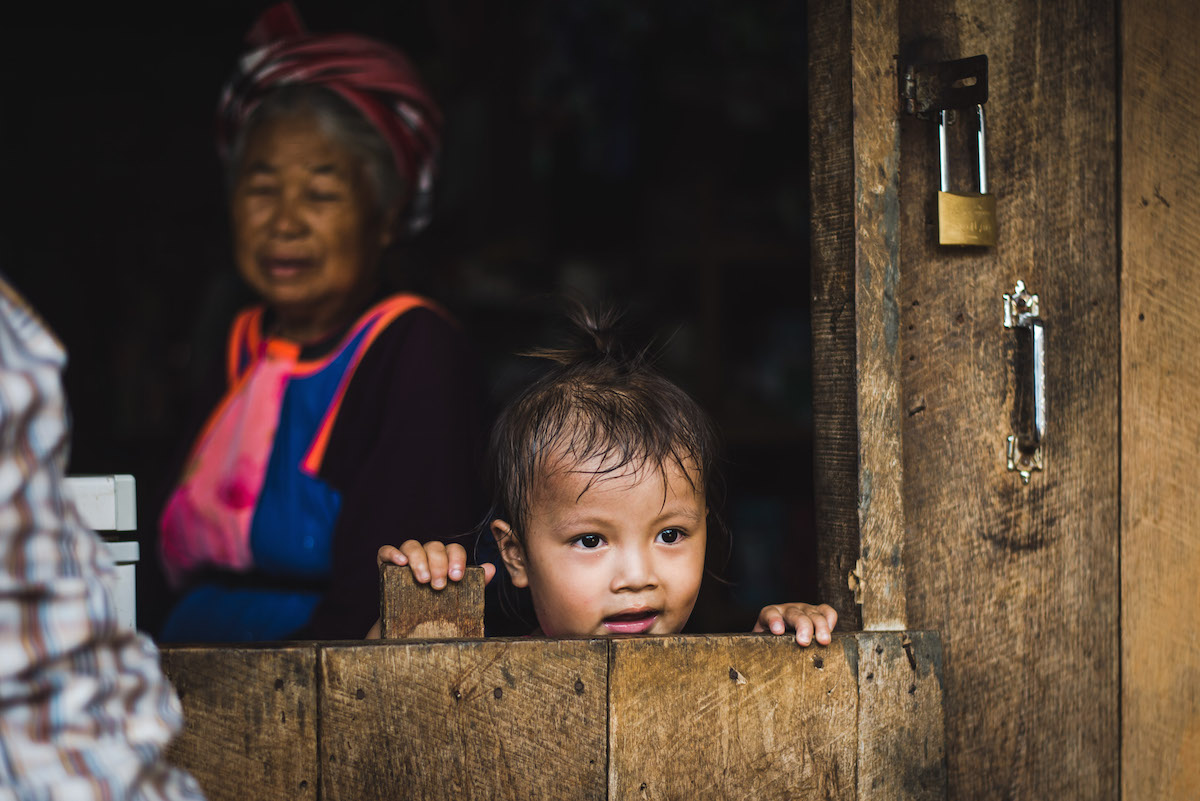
[1004, 281, 1044, 483]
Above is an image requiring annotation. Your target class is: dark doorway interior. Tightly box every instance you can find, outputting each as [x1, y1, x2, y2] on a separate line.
[1, 0, 814, 636]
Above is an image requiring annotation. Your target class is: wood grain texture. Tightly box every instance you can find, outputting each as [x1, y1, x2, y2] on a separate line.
[319, 638, 608, 801]
[160, 645, 318, 801]
[855, 632, 946, 801]
[380, 563, 485, 639]
[810, 0, 908, 630]
[1120, 0, 1200, 797]
[608, 634, 858, 800]
[896, 2, 1119, 799]
[809, 0, 863, 630]
[851, 0, 907, 630]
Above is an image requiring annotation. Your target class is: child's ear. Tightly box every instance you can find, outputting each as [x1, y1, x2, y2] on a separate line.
[491, 519, 529, 588]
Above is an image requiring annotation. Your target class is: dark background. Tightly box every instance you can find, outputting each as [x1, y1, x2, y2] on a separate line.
[0, 0, 815, 637]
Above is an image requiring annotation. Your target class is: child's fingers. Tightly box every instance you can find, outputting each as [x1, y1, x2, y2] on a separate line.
[817, 603, 838, 637]
[785, 607, 817, 645]
[445, 543, 468, 583]
[376, 544, 406, 568]
[398, 540, 432, 582]
[807, 609, 832, 645]
[365, 618, 382, 639]
[481, 562, 497, 586]
[753, 605, 788, 635]
[424, 542, 451, 589]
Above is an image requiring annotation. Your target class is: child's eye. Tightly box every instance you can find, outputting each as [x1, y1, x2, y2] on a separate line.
[576, 534, 602, 549]
[657, 528, 685, 544]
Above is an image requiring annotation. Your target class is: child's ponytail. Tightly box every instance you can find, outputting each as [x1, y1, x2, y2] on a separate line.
[523, 299, 631, 368]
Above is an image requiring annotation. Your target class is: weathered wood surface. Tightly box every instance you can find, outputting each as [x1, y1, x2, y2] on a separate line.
[380, 563, 486, 639]
[161, 645, 318, 801]
[895, 2, 1119, 800]
[855, 632, 945, 801]
[319, 638, 608, 800]
[1121, 0, 1200, 798]
[811, 0, 911, 631]
[161, 633, 944, 800]
[808, 0, 861, 631]
[849, 0, 907, 632]
[608, 634, 858, 800]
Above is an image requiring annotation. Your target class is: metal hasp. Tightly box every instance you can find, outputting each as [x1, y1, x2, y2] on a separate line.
[1003, 280, 1045, 484]
[902, 54, 989, 118]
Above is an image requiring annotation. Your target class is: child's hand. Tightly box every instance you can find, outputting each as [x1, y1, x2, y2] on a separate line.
[376, 541, 496, 590]
[366, 542, 497, 639]
[753, 602, 838, 646]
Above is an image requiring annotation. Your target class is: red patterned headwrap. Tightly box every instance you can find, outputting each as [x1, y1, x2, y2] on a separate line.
[217, 2, 443, 234]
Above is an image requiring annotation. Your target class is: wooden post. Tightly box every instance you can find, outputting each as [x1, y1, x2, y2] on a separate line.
[379, 563, 486, 639]
[855, 632, 946, 801]
[809, 0, 907, 632]
[1121, 0, 1200, 797]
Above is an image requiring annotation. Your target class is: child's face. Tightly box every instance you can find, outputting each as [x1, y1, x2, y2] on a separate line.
[493, 453, 707, 637]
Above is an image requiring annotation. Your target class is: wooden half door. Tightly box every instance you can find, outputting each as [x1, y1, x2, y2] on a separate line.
[809, 1, 1121, 799]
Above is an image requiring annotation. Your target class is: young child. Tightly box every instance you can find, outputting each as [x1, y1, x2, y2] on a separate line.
[371, 306, 836, 645]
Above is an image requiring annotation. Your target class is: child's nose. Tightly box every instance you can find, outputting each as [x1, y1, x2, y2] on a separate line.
[611, 546, 658, 592]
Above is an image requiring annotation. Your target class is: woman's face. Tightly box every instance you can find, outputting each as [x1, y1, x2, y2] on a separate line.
[231, 112, 392, 341]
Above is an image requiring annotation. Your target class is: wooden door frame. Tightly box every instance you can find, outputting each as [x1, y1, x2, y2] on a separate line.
[809, 1, 1128, 798]
[1120, 0, 1200, 797]
[809, 0, 907, 633]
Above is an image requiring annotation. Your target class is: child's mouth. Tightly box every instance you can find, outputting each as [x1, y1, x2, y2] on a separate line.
[602, 609, 660, 634]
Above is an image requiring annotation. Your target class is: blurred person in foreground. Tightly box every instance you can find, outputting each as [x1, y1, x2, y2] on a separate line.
[0, 275, 204, 799]
[158, 3, 483, 642]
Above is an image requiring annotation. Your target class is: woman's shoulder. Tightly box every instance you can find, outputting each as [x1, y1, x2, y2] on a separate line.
[360, 294, 472, 361]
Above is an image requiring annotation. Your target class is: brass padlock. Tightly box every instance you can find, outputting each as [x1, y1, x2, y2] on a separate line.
[937, 104, 996, 246]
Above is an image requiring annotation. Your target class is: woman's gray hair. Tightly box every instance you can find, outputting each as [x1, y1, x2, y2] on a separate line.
[226, 84, 403, 223]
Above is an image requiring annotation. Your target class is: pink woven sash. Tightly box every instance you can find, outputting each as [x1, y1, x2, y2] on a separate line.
[159, 339, 299, 587]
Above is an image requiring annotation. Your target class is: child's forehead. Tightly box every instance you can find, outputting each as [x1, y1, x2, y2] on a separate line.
[532, 448, 703, 503]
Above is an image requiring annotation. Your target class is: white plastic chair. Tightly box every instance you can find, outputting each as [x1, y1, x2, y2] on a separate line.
[65, 475, 139, 631]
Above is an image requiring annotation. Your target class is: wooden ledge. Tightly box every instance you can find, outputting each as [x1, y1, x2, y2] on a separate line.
[162, 631, 946, 800]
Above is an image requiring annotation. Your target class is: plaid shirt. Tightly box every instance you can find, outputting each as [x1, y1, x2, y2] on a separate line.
[0, 278, 204, 800]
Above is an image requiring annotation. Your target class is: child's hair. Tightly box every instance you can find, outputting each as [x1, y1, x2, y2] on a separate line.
[485, 302, 729, 566]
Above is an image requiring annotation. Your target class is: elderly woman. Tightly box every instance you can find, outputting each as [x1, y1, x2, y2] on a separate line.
[158, 4, 482, 641]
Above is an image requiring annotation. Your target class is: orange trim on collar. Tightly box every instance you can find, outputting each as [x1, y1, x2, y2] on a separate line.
[299, 294, 449, 476]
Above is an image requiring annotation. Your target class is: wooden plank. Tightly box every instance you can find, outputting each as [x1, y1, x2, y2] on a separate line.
[608, 633, 857, 800]
[1120, 0, 1200, 798]
[851, 0, 907, 631]
[160, 645, 318, 801]
[810, 0, 907, 630]
[319, 638, 607, 800]
[809, 0, 864, 630]
[811, 0, 902, 628]
[855, 632, 946, 801]
[895, 3, 1119, 800]
[380, 563, 485, 639]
